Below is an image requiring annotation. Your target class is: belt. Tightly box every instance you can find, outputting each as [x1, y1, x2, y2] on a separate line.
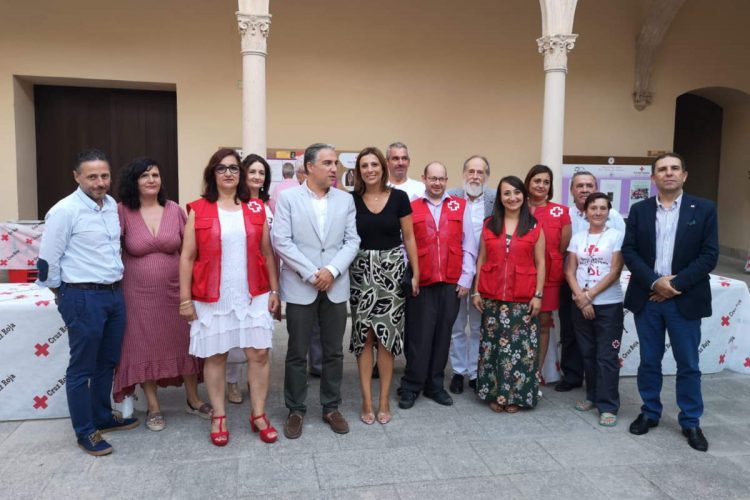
[64, 281, 122, 290]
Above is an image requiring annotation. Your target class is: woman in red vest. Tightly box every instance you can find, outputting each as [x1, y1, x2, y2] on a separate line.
[524, 165, 571, 381]
[471, 176, 546, 413]
[179, 148, 280, 446]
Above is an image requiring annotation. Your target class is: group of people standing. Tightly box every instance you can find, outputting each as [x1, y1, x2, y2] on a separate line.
[37, 142, 717, 456]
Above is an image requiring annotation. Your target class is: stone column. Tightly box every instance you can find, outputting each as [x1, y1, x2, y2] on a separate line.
[537, 0, 578, 203]
[237, 0, 271, 157]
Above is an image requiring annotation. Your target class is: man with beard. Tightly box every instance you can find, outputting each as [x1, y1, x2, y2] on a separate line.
[446, 155, 495, 394]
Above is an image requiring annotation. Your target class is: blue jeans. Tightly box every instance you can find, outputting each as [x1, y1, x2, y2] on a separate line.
[58, 285, 125, 438]
[634, 299, 703, 428]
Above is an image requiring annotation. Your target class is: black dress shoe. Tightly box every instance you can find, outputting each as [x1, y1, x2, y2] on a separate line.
[398, 390, 417, 409]
[449, 374, 464, 394]
[423, 389, 454, 406]
[554, 380, 582, 392]
[468, 378, 477, 391]
[629, 414, 659, 435]
[682, 427, 708, 452]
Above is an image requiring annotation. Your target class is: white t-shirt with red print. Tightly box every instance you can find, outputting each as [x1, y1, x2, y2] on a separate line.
[567, 227, 624, 305]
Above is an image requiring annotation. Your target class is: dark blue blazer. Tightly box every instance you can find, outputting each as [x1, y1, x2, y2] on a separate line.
[622, 193, 718, 320]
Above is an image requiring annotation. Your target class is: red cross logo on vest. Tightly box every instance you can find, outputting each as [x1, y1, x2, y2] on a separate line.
[447, 199, 460, 212]
[550, 206, 563, 217]
[247, 201, 262, 213]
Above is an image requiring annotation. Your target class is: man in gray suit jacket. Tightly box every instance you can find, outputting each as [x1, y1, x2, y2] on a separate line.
[446, 155, 496, 394]
[272, 143, 360, 438]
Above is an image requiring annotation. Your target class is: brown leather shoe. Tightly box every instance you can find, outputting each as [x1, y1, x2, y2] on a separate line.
[322, 410, 350, 434]
[283, 413, 304, 439]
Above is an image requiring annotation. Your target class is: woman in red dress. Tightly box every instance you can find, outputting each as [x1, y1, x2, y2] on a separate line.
[524, 165, 571, 381]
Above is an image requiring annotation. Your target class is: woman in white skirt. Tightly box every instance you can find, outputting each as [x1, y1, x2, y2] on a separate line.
[179, 148, 280, 446]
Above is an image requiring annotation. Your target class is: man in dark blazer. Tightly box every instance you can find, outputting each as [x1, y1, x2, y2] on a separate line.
[622, 152, 718, 452]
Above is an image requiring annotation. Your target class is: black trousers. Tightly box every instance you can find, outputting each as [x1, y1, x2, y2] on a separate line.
[400, 282, 460, 394]
[285, 292, 347, 414]
[571, 302, 624, 414]
[558, 280, 584, 385]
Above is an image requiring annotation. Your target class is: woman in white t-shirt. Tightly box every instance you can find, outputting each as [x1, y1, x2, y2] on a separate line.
[565, 192, 624, 427]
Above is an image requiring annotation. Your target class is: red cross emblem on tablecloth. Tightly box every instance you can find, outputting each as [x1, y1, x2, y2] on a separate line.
[25, 238, 33, 245]
[33, 395, 48, 409]
[719, 354, 726, 364]
[247, 201, 262, 213]
[744, 358, 750, 368]
[27, 259, 35, 266]
[720, 282, 730, 287]
[1, 234, 8, 241]
[35, 300, 50, 307]
[447, 200, 460, 212]
[721, 316, 730, 326]
[34, 343, 50, 357]
[550, 206, 563, 217]
[0, 260, 7, 266]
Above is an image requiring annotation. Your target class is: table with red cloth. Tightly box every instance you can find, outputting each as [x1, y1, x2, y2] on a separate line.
[540, 272, 750, 383]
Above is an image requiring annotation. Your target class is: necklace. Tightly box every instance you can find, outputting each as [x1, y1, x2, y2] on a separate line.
[584, 227, 608, 256]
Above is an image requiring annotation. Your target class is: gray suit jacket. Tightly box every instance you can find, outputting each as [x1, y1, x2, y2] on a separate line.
[447, 186, 496, 218]
[271, 185, 360, 305]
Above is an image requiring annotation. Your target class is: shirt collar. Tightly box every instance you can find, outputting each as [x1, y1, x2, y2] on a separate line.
[421, 192, 449, 206]
[656, 192, 683, 210]
[303, 180, 329, 200]
[75, 187, 110, 212]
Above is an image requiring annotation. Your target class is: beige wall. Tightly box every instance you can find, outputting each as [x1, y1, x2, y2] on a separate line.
[0, 0, 748, 253]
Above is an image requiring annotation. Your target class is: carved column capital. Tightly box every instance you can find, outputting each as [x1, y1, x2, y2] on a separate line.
[537, 34, 578, 72]
[236, 12, 272, 56]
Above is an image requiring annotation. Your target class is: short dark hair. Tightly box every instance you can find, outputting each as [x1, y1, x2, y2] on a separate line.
[651, 152, 686, 174]
[242, 153, 272, 202]
[353, 147, 389, 196]
[486, 176, 537, 237]
[74, 149, 109, 172]
[117, 157, 167, 209]
[583, 192, 612, 211]
[304, 143, 335, 174]
[524, 164, 554, 200]
[201, 148, 249, 204]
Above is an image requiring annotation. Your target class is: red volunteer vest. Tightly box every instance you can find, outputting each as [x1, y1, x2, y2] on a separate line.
[532, 201, 569, 286]
[477, 222, 541, 302]
[186, 197, 270, 302]
[411, 196, 466, 287]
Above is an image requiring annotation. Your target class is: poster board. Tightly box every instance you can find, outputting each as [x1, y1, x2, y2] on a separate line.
[561, 156, 656, 217]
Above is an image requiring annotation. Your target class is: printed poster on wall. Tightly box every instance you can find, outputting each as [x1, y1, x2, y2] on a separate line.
[561, 163, 656, 217]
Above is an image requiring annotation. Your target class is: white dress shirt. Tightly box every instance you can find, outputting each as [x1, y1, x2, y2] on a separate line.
[302, 181, 339, 279]
[654, 193, 682, 276]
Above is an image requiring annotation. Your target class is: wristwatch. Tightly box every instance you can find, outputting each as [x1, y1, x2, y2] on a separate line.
[533, 291, 543, 299]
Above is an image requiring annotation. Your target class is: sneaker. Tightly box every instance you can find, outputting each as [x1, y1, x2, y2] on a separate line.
[77, 431, 113, 456]
[99, 415, 140, 433]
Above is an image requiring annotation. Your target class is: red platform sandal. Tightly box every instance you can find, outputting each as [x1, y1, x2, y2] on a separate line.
[250, 413, 278, 443]
[210, 415, 229, 446]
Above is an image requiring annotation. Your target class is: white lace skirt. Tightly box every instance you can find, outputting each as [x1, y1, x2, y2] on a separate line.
[189, 291, 273, 358]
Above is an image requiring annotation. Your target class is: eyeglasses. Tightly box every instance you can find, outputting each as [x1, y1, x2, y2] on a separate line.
[426, 176, 448, 183]
[215, 165, 240, 175]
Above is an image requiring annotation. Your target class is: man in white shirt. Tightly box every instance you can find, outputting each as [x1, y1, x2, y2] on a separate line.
[446, 155, 495, 394]
[556, 171, 626, 392]
[386, 141, 425, 200]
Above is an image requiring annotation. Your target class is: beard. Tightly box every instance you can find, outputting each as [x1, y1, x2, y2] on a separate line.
[464, 181, 483, 198]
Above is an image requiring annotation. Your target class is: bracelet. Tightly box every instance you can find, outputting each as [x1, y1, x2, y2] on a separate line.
[471, 292, 481, 297]
[269, 290, 279, 295]
[179, 302, 194, 309]
[179, 300, 192, 306]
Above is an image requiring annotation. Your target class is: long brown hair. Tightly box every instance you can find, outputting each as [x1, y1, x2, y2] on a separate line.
[353, 146, 390, 196]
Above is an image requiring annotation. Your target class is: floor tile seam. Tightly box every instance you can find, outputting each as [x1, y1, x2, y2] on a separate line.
[416, 440, 495, 480]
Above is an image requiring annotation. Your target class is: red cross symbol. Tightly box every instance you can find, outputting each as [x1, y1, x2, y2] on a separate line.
[0, 260, 7, 266]
[447, 200, 460, 212]
[550, 206, 563, 217]
[720, 282, 730, 287]
[33, 395, 48, 409]
[612, 339, 621, 349]
[1, 234, 8, 241]
[34, 343, 50, 357]
[721, 316, 730, 327]
[744, 358, 750, 368]
[247, 201, 262, 213]
[719, 354, 726, 364]
[35, 300, 50, 307]
[25, 238, 33, 245]
[27, 259, 35, 266]
[587, 244, 599, 256]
